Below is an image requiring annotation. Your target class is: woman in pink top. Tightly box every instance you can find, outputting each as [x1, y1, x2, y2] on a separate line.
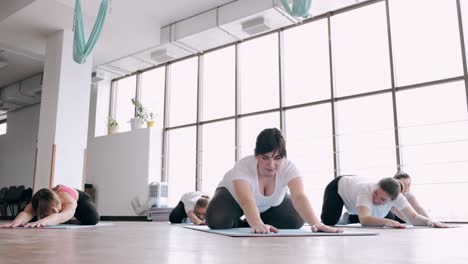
[1, 184, 99, 227]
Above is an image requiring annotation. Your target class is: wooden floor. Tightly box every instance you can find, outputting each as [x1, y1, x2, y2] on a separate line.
[0, 221, 467, 264]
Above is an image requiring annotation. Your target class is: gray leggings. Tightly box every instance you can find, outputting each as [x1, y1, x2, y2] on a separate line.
[205, 187, 304, 229]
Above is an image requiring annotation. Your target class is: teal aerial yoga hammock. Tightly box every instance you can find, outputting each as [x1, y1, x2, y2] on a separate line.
[279, 0, 312, 18]
[73, 0, 109, 64]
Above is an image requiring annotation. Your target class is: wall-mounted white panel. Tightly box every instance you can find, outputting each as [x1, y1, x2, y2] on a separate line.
[174, 9, 238, 52]
[133, 25, 194, 65]
[219, 0, 295, 39]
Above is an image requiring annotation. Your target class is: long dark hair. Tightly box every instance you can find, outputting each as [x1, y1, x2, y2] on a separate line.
[394, 172, 411, 180]
[254, 128, 287, 157]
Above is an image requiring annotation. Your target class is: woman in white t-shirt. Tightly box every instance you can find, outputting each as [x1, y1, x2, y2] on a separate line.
[342, 172, 431, 224]
[320, 175, 447, 228]
[169, 192, 209, 225]
[205, 128, 341, 234]
[387, 172, 429, 223]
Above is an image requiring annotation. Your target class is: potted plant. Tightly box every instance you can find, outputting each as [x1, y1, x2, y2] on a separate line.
[130, 98, 148, 130]
[146, 112, 155, 127]
[108, 116, 119, 134]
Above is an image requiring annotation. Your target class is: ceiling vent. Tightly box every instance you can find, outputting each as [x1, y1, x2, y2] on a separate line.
[242, 16, 271, 36]
[96, 0, 366, 74]
[133, 25, 194, 66]
[218, 0, 297, 40]
[150, 49, 174, 63]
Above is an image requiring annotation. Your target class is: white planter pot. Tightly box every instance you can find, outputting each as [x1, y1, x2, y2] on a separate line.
[108, 126, 119, 134]
[130, 117, 145, 130]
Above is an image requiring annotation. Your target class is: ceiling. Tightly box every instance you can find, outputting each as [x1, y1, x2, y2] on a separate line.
[0, 0, 365, 93]
[0, 0, 235, 88]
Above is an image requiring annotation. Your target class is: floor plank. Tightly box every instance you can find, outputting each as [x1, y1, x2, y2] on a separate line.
[0, 221, 466, 264]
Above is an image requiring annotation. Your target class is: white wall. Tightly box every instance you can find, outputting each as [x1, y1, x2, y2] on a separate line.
[35, 30, 93, 191]
[86, 128, 162, 216]
[0, 104, 40, 188]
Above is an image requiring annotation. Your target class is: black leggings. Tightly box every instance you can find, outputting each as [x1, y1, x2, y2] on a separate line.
[347, 211, 406, 224]
[169, 201, 187, 223]
[205, 187, 304, 229]
[320, 176, 346, 225]
[321, 176, 405, 225]
[74, 190, 100, 225]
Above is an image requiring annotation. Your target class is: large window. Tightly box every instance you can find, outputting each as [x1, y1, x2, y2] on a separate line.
[168, 57, 198, 127]
[397, 82, 468, 221]
[238, 112, 280, 159]
[331, 2, 391, 96]
[167, 127, 197, 206]
[201, 120, 235, 195]
[463, 0, 468, 70]
[201, 46, 235, 121]
[114, 75, 137, 132]
[110, 0, 468, 220]
[336, 94, 397, 181]
[0, 119, 6, 135]
[140, 67, 166, 129]
[285, 104, 334, 210]
[239, 34, 280, 114]
[390, 0, 463, 86]
[283, 18, 331, 105]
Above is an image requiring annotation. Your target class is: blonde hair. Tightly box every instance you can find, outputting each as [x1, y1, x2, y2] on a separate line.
[195, 195, 210, 209]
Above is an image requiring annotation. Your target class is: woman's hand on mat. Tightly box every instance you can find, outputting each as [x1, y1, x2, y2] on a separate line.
[385, 220, 407, 228]
[24, 222, 47, 228]
[251, 223, 278, 234]
[24, 219, 50, 228]
[0, 220, 26, 228]
[311, 224, 343, 233]
[427, 221, 449, 228]
[195, 220, 206, 225]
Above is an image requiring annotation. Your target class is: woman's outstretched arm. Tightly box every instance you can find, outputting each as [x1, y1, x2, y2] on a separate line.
[0, 203, 35, 228]
[288, 177, 341, 233]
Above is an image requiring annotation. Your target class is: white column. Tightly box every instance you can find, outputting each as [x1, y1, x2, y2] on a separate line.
[34, 30, 93, 191]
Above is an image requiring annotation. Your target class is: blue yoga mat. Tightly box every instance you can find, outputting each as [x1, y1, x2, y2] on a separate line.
[183, 225, 379, 237]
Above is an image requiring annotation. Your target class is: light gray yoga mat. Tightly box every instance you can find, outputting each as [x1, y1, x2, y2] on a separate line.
[1, 222, 113, 229]
[183, 225, 379, 237]
[335, 223, 458, 229]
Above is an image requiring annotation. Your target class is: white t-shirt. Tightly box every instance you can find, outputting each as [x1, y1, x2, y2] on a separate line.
[337, 176, 410, 217]
[217, 155, 300, 213]
[180, 191, 209, 214]
[403, 191, 414, 200]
